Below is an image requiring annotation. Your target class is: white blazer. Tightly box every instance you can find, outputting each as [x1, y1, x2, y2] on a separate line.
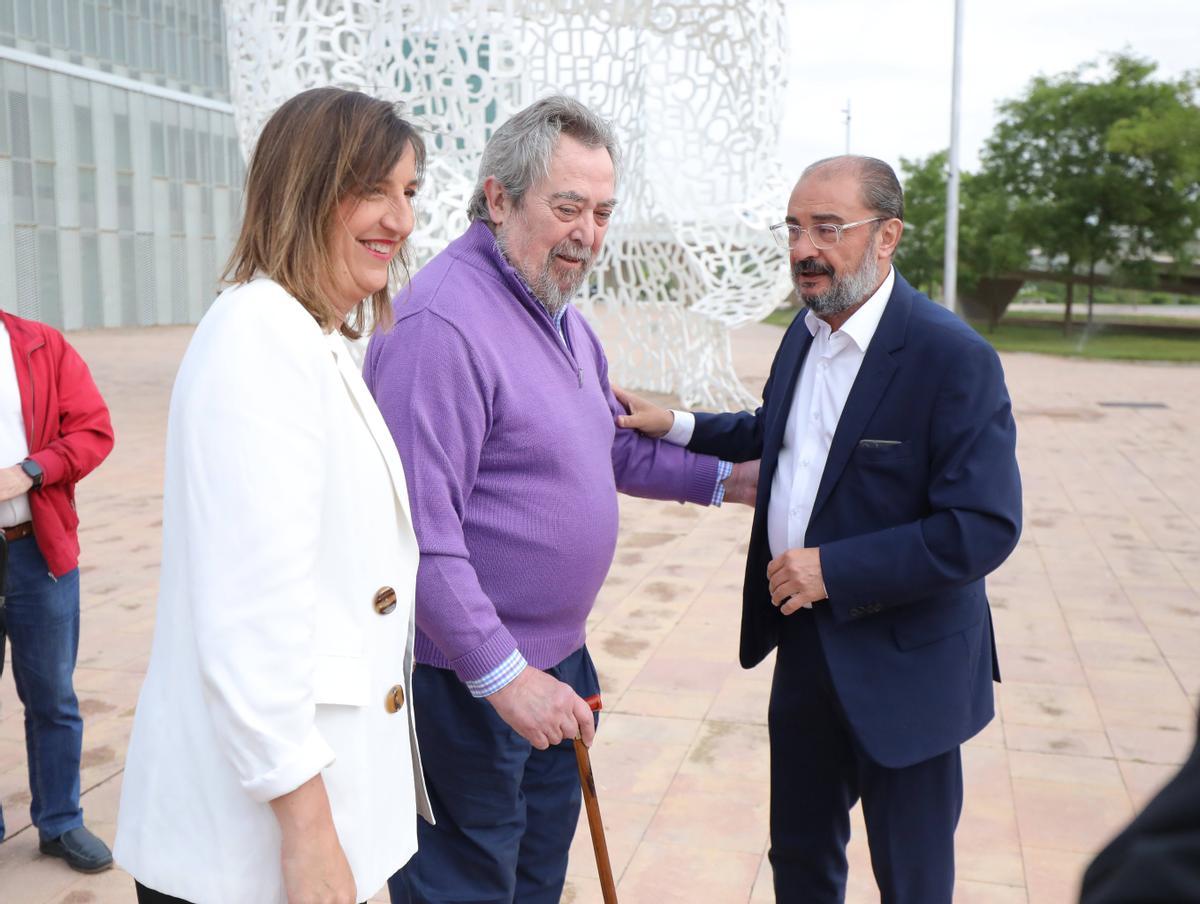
[115, 279, 431, 903]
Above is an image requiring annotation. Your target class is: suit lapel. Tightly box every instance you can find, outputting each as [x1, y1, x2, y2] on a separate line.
[808, 280, 912, 527]
[325, 333, 414, 520]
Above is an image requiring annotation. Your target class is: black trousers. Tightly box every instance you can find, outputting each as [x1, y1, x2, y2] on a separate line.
[768, 608, 964, 904]
[135, 882, 192, 904]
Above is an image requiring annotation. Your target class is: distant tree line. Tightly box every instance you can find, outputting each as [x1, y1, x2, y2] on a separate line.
[896, 53, 1200, 332]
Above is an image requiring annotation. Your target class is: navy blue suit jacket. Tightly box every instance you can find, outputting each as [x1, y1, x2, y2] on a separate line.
[689, 272, 1021, 768]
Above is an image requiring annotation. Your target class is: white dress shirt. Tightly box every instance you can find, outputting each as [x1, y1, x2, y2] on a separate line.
[667, 267, 895, 558]
[0, 320, 32, 528]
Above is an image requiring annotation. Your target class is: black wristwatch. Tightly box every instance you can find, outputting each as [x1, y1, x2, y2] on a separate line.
[20, 458, 43, 491]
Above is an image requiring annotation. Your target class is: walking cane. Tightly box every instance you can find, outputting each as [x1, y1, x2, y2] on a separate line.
[574, 693, 618, 904]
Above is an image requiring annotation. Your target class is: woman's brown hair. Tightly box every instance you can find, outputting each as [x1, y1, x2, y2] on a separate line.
[223, 88, 426, 338]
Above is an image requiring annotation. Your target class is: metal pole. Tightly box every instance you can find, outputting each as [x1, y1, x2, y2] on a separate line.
[943, 0, 963, 314]
[843, 99, 851, 154]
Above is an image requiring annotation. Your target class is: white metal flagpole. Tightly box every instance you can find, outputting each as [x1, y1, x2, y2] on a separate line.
[943, 0, 964, 314]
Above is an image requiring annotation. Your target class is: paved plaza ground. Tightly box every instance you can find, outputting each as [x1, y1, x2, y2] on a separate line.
[0, 319, 1198, 903]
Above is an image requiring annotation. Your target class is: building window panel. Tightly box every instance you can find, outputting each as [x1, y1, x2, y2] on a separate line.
[67, 1, 83, 51]
[12, 160, 35, 224]
[28, 71, 54, 160]
[80, 232, 101, 326]
[78, 166, 97, 228]
[75, 104, 95, 164]
[117, 170, 134, 230]
[15, 0, 34, 39]
[82, 1, 98, 56]
[114, 111, 132, 169]
[9, 89, 31, 159]
[35, 161, 56, 227]
[49, 0, 68, 45]
[37, 229, 62, 325]
[15, 226, 40, 319]
[33, 0, 50, 43]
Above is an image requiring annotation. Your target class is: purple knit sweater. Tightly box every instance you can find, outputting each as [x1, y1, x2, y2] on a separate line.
[364, 221, 719, 683]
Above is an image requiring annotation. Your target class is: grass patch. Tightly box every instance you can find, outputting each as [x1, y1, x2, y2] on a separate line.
[970, 321, 1200, 362]
[761, 307, 1200, 362]
[1004, 308, 1200, 329]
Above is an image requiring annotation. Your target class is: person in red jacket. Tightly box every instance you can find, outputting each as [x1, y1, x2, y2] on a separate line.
[0, 310, 114, 873]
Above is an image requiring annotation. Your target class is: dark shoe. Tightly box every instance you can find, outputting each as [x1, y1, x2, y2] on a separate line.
[39, 825, 113, 873]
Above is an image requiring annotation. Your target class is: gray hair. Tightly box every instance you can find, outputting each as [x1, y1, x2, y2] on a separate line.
[467, 95, 621, 223]
[802, 155, 904, 222]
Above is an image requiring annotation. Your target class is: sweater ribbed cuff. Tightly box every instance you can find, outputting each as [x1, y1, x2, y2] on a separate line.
[447, 623, 521, 684]
[684, 453, 722, 506]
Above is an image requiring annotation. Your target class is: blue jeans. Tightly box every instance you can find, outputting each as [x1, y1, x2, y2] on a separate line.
[0, 537, 84, 842]
[389, 646, 601, 904]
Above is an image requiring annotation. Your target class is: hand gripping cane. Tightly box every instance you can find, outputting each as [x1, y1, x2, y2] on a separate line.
[574, 693, 617, 903]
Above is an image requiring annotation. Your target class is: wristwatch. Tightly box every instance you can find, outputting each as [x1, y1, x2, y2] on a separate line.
[20, 458, 43, 491]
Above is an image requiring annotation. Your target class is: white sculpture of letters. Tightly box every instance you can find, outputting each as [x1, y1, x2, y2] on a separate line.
[224, 0, 792, 407]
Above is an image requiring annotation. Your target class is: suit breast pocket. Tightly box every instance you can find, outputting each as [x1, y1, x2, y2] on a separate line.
[853, 439, 914, 464]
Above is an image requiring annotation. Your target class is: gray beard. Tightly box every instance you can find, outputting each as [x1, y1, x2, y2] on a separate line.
[794, 238, 881, 317]
[495, 230, 593, 317]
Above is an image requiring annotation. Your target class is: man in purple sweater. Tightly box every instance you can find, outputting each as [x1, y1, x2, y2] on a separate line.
[365, 96, 754, 903]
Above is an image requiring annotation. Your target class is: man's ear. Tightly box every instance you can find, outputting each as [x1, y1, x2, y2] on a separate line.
[483, 176, 509, 226]
[877, 218, 904, 259]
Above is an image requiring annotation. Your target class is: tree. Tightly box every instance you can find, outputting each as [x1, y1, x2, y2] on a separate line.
[896, 151, 1026, 328]
[896, 151, 948, 297]
[981, 53, 1200, 332]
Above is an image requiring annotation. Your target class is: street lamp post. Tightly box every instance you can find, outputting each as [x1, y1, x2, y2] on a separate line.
[943, 0, 964, 314]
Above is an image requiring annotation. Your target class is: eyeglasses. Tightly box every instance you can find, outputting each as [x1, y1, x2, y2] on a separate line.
[769, 217, 886, 251]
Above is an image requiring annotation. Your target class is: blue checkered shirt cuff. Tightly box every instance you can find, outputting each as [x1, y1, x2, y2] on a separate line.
[711, 459, 734, 506]
[465, 649, 528, 698]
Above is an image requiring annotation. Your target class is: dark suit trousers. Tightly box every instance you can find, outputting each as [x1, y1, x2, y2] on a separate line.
[769, 609, 963, 904]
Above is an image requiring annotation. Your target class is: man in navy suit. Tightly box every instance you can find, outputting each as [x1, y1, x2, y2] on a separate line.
[615, 155, 1021, 903]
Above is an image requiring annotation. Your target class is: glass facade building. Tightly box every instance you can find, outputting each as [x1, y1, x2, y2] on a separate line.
[0, 1, 243, 329]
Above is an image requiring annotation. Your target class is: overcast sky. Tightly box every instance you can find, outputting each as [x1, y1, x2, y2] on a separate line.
[778, 0, 1197, 183]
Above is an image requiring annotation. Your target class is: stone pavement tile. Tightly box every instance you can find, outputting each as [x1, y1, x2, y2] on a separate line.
[1022, 846, 1092, 904]
[1011, 778, 1132, 854]
[953, 880, 1029, 903]
[1002, 723, 1113, 760]
[0, 831, 82, 904]
[566, 796, 657, 884]
[53, 865, 139, 903]
[748, 853, 772, 903]
[616, 840, 760, 903]
[1052, 586, 1134, 614]
[670, 720, 770, 798]
[1073, 637, 1167, 674]
[1143, 620, 1200, 660]
[958, 746, 1023, 887]
[612, 688, 714, 722]
[705, 664, 772, 726]
[998, 682, 1105, 732]
[972, 716, 1006, 749]
[1086, 668, 1194, 723]
[991, 606, 1075, 650]
[996, 647, 1089, 687]
[588, 713, 699, 806]
[1008, 750, 1122, 788]
[642, 787, 768, 854]
[1105, 723, 1194, 766]
[1060, 610, 1148, 644]
[1117, 759, 1179, 811]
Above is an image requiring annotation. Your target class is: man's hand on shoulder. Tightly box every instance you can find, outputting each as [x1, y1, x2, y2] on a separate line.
[0, 464, 34, 502]
[486, 666, 596, 750]
[612, 386, 673, 438]
[767, 547, 827, 615]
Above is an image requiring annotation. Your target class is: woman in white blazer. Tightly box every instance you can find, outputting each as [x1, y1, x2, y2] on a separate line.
[115, 88, 432, 904]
